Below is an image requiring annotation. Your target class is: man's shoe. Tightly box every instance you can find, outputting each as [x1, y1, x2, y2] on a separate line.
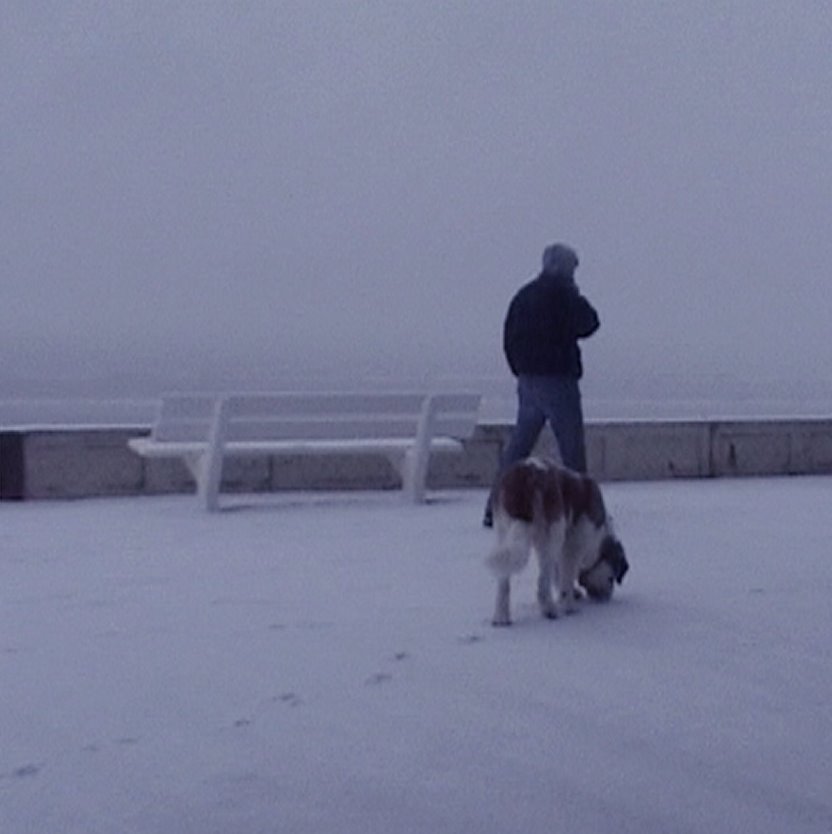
[482, 508, 493, 528]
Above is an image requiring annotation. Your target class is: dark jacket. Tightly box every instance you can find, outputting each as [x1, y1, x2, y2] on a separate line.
[503, 272, 600, 378]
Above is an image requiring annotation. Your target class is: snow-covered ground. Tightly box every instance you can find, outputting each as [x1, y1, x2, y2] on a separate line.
[2, 478, 832, 834]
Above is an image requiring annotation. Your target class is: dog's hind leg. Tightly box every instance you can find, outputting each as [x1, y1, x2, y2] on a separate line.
[536, 558, 558, 619]
[486, 518, 532, 626]
[492, 578, 512, 627]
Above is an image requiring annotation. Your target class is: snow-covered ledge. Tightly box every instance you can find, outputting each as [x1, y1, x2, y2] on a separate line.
[1, 419, 832, 501]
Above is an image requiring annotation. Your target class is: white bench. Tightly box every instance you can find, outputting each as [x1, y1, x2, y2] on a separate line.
[128, 392, 482, 510]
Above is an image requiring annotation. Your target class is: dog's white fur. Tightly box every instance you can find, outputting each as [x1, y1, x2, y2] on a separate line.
[486, 457, 623, 626]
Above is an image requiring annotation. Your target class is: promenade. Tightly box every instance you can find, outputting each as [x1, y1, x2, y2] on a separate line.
[2, 478, 831, 833]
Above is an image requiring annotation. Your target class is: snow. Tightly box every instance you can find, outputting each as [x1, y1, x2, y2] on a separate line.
[2, 478, 832, 834]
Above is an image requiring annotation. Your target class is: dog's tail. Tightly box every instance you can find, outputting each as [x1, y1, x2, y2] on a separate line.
[485, 516, 532, 578]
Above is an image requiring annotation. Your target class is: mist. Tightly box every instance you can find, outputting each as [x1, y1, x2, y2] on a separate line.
[3, 2, 831, 411]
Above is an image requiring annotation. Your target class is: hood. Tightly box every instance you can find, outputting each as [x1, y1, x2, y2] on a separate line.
[541, 243, 579, 278]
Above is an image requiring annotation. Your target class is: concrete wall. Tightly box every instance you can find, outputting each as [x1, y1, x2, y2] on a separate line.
[1, 418, 831, 502]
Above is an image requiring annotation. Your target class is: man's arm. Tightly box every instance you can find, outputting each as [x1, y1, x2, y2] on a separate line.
[502, 297, 521, 375]
[571, 294, 600, 339]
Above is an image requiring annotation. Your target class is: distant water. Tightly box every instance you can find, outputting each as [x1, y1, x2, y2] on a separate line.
[1, 393, 830, 429]
[4, 364, 831, 427]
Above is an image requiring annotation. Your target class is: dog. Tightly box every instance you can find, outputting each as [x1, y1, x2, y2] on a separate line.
[486, 457, 629, 626]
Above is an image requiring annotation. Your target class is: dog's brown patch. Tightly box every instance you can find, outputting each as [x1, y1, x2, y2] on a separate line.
[498, 461, 564, 524]
[558, 468, 606, 527]
[499, 460, 606, 528]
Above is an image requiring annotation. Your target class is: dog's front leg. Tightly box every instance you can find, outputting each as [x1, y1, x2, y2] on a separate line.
[492, 578, 512, 626]
[556, 550, 581, 615]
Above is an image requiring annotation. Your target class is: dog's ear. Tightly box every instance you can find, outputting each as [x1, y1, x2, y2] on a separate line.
[613, 543, 629, 584]
[602, 536, 629, 584]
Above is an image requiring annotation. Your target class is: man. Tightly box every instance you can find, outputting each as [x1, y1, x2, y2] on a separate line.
[484, 242, 600, 527]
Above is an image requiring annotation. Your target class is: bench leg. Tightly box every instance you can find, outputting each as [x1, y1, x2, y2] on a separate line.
[401, 395, 438, 503]
[180, 453, 216, 510]
[401, 447, 428, 504]
[197, 398, 230, 511]
[197, 450, 223, 511]
[182, 452, 220, 510]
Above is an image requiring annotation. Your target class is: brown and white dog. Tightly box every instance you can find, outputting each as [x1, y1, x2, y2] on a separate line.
[486, 457, 629, 626]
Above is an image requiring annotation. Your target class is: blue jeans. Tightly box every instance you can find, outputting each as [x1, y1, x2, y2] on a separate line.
[486, 375, 587, 517]
[502, 374, 587, 472]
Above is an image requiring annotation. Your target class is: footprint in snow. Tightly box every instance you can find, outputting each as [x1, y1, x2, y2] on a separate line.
[365, 672, 394, 686]
[1, 764, 43, 780]
[274, 692, 303, 707]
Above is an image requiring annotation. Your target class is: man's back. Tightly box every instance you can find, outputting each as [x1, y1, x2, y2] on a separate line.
[503, 272, 599, 378]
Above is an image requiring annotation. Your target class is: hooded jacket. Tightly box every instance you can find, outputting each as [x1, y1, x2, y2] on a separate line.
[503, 269, 600, 379]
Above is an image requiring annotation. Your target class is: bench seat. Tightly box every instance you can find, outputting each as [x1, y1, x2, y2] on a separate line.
[128, 436, 464, 458]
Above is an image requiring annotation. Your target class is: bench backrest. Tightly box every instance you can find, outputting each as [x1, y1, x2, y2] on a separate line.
[152, 392, 481, 444]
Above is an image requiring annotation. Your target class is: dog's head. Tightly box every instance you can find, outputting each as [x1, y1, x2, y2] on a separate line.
[578, 535, 629, 602]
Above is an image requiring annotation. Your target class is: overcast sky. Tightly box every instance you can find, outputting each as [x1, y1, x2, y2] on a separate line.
[2, 1, 831, 402]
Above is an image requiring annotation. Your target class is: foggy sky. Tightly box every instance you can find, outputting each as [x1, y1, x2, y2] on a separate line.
[3, 2, 831, 402]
